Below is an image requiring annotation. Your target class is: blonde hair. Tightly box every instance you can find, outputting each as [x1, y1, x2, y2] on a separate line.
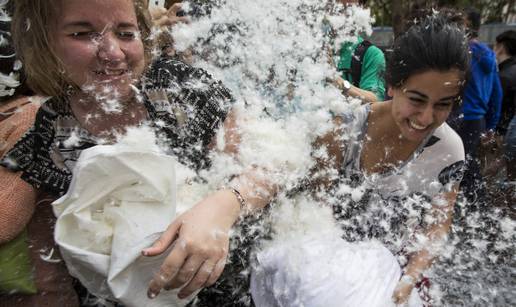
[11, 0, 153, 97]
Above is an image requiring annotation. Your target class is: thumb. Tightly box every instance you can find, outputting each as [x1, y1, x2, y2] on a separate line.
[142, 220, 182, 256]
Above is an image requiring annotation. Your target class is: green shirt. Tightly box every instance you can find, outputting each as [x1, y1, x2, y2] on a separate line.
[336, 37, 386, 100]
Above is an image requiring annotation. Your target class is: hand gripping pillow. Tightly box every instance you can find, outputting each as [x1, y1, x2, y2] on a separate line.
[53, 138, 191, 307]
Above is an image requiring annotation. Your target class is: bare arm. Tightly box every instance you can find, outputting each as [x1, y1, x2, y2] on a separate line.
[392, 186, 458, 304]
[0, 99, 39, 243]
[309, 116, 344, 195]
[214, 109, 278, 213]
[145, 109, 278, 299]
[0, 168, 37, 244]
[346, 84, 379, 103]
[332, 75, 379, 103]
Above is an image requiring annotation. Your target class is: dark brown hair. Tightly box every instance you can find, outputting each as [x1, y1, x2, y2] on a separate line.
[385, 14, 470, 98]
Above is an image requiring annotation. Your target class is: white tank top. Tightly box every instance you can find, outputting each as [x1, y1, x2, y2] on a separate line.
[340, 103, 465, 200]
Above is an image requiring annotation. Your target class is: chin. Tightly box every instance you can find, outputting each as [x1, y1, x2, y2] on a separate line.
[403, 128, 432, 143]
[399, 125, 430, 143]
[86, 76, 136, 94]
[79, 83, 134, 103]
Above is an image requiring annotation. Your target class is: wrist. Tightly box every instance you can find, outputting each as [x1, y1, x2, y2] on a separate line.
[228, 188, 247, 211]
[216, 189, 245, 223]
[400, 274, 416, 285]
[340, 79, 351, 94]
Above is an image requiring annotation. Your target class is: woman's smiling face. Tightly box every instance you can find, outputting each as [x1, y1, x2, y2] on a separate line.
[389, 69, 462, 143]
[52, 0, 145, 99]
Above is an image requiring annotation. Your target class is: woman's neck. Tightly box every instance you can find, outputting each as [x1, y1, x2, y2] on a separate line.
[360, 101, 421, 174]
[69, 91, 148, 139]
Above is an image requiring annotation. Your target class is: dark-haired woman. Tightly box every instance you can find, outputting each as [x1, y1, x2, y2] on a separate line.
[251, 15, 469, 306]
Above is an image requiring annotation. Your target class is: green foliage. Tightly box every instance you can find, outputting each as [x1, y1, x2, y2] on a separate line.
[365, 0, 515, 27]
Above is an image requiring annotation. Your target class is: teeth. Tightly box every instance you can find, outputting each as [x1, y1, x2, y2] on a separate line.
[95, 69, 126, 76]
[409, 120, 427, 130]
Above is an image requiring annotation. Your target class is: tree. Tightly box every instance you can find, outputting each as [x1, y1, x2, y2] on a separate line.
[365, 0, 515, 37]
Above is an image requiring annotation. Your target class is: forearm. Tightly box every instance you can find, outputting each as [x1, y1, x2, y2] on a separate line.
[346, 85, 379, 103]
[403, 249, 434, 282]
[333, 75, 378, 103]
[199, 165, 279, 230]
[404, 187, 457, 281]
[403, 227, 447, 285]
[405, 202, 454, 280]
[217, 108, 280, 216]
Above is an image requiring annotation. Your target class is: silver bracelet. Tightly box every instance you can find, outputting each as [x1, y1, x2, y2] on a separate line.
[226, 187, 247, 212]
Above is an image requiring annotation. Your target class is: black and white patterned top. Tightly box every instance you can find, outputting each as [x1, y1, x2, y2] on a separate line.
[0, 57, 233, 196]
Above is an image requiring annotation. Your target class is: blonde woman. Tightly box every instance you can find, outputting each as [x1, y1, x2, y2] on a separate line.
[2, 0, 274, 304]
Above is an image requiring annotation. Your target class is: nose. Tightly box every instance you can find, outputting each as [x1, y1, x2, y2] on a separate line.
[417, 104, 434, 126]
[97, 33, 125, 63]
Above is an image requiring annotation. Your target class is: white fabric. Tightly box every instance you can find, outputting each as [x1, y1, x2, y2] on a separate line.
[251, 234, 423, 307]
[53, 139, 190, 307]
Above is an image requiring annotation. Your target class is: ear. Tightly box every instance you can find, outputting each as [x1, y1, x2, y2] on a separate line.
[387, 86, 394, 98]
[493, 43, 501, 54]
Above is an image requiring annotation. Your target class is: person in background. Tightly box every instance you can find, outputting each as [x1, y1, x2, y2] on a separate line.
[493, 30, 516, 200]
[447, 7, 502, 204]
[494, 30, 516, 137]
[148, 0, 201, 63]
[331, 0, 386, 102]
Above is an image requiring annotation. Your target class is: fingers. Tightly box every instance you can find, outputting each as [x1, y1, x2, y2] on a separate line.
[392, 291, 403, 304]
[147, 243, 227, 300]
[392, 292, 401, 304]
[151, 3, 190, 27]
[161, 16, 190, 26]
[392, 284, 411, 305]
[153, 16, 171, 27]
[142, 220, 181, 257]
[164, 255, 204, 290]
[204, 255, 227, 287]
[176, 260, 216, 299]
[168, 3, 183, 15]
[149, 6, 167, 20]
[175, 250, 227, 299]
[167, 3, 190, 24]
[147, 239, 188, 299]
[165, 16, 190, 26]
[154, 15, 189, 27]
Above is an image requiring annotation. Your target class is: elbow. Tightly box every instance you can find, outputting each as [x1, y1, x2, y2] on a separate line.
[0, 212, 33, 244]
[0, 178, 37, 244]
[0, 194, 35, 244]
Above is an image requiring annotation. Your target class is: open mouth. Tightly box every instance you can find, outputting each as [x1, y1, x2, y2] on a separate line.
[94, 69, 129, 78]
[408, 119, 429, 131]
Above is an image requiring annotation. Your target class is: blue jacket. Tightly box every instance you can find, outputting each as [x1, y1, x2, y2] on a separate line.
[462, 41, 502, 130]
